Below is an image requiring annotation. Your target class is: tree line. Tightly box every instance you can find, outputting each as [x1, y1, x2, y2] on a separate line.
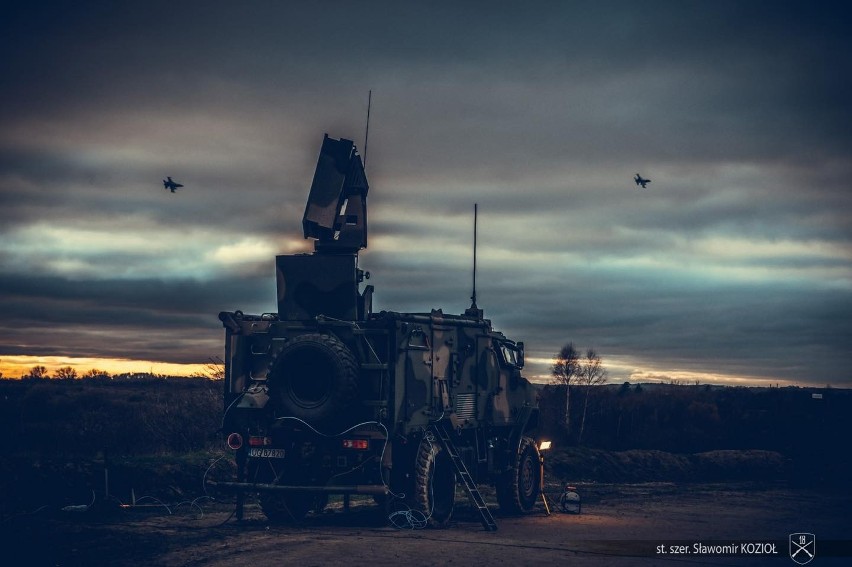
[17, 366, 110, 380]
[543, 339, 848, 484]
[7, 356, 225, 381]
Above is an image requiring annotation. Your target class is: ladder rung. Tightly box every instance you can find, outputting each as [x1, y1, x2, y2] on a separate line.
[432, 422, 497, 531]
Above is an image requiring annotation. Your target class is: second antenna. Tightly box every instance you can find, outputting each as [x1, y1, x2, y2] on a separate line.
[363, 90, 372, 168]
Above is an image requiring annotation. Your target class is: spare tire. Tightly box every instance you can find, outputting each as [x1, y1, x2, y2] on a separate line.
[267, 333, 358, 427]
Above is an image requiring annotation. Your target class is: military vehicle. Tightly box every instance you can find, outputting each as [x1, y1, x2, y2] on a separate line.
[217, 134, 542, 530]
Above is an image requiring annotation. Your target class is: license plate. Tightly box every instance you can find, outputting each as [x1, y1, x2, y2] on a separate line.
[248, 448, 286, 458]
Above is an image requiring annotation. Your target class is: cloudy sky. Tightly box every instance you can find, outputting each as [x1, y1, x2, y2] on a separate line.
[1, 1, 850, 386]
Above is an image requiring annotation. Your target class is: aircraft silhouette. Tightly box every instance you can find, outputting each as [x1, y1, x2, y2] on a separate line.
[634, 173, 651, 188]
[163, 176, 184, 193]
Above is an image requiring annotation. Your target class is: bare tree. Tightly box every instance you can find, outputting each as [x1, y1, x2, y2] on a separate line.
[84, 368, 111, 379]
[577, 348, 608, 444]
[24, 365, 49, 379]
[551, 342, 580, 433]
[54, 366, 78, 380]
[192, 356, 225, 380]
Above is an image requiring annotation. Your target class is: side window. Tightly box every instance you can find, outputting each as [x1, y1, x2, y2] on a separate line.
[497, 342, 520, 368]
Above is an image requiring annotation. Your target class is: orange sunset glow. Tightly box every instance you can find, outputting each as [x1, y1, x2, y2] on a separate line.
[0, 355, 209, 379]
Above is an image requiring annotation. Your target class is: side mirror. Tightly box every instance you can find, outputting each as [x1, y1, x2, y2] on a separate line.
[516, 341, 525, 368]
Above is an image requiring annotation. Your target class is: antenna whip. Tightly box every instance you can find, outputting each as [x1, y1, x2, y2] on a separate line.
[471, 203, 478, 309]
[363, 90, 372, 168]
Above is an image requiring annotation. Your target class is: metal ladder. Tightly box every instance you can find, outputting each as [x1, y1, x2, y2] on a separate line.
[432, 422, 498, 531]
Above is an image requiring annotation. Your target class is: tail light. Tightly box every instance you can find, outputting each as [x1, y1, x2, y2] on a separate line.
[342, 439, 369, 450]
[248, 436, 273, 447]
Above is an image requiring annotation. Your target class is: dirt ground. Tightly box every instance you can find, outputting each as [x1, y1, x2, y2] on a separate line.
[4, 482, 849, 567]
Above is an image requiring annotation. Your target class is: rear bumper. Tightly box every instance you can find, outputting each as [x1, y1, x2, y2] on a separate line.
[207, 480, 388, 496]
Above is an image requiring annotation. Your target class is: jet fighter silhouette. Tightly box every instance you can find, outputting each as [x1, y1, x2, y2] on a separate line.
[163, 177, 184, 193]
[634, 174, 651, 188]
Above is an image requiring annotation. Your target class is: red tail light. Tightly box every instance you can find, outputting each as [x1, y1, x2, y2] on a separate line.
[342, 439, 369, 450]
[248, 436, 272, 447]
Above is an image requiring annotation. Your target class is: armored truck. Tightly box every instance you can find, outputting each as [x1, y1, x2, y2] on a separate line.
[218, 135, 541, 529]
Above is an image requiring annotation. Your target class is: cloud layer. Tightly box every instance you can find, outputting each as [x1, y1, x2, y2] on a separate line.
[2, 2, 850, 384]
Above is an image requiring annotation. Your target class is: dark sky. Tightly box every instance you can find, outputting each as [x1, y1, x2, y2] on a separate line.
[1, 1, 850, 385]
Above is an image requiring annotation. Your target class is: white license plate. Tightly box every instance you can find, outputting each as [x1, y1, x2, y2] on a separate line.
[248, 448, 286, 458]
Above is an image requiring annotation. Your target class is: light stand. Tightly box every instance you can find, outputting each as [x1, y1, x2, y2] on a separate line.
[538, 440, 552, 516]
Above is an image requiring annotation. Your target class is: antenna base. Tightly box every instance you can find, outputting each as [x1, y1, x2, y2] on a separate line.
[464, 305, 483, 320]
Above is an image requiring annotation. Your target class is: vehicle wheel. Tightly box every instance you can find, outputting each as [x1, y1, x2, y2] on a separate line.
[412, 434, 456, 527]
[267, 333, 358, 428]
[495, 436, 541, 514]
